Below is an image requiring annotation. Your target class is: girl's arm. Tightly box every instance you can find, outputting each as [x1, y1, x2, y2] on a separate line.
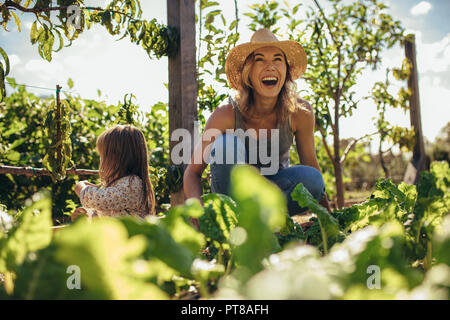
[291, 99, 332, 213]
[77, 176, 144, 213]
[71, 207, 87, 222]
[74, 181, 97, 197]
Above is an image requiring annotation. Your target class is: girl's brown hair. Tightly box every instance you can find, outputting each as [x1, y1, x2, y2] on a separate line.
[96, 125, 156, 215]
[236, 52, 301, 122]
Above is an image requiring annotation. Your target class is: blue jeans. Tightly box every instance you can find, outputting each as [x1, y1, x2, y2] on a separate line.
[210, 134, 326, 215]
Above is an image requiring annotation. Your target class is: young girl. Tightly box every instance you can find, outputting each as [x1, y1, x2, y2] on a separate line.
[72, 125, 156, 220]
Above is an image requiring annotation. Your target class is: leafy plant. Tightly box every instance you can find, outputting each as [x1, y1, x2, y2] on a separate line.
[291, 183, 342, 254]
[43, 98, 73, 182]
[1, 163, 449, 300]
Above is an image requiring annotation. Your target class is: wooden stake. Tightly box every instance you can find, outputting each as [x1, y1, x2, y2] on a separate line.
[56, 85, 62, 164]
[403, 34, 427, 184]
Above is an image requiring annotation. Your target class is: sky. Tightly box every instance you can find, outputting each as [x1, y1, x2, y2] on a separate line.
[1, 0, 449, 150]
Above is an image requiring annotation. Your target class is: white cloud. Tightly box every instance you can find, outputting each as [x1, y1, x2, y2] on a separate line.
[419, 85, 450, 141]
[8, 54, 21, 69]
[414, 32, 450, 73]
[22, 59, 64, 82]
[410, 1, 432, 16]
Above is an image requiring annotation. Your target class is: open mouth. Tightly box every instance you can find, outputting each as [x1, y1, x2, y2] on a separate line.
[261, 77, 278, 87]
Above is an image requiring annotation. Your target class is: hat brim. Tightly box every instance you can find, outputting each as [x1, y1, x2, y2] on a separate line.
[225, 40, 307, 90]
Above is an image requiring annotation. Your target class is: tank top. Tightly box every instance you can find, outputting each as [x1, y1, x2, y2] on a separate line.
[229, 97, 294, 172]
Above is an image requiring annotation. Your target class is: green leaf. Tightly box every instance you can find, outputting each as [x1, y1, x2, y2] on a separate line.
[229, 165, 286, 281]
[0, 192, 52, 273]
[53, 28, 64, 52]
[0, 47, 10, 76]
[229, 20, 238, 31]
[232, 165, 286, 230]
[67, 78, 74, 89]
[10, 11, 21, 32]
[199, 193, 238, 244]
[0, 64, 4, 101]
[331, 222, 423, 291]
[291, 183, 340, 252]
[12, 245, 83, 299]
[118, 216, 195, 277]
[30, 21, 39, 44]
[53, 218, 168, 299]
[434, 215, 450, 265]
[161, 199, 206, 256]
[9, 137, 26, 150]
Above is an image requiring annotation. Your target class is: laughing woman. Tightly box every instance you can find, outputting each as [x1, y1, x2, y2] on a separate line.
[183, 28, 331, 218]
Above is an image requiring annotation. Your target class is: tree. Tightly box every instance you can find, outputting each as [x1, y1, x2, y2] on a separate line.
[0, 0, 178, 101]
[302, 0, 408, 208]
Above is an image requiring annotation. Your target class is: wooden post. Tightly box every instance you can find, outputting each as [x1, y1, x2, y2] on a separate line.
[403, 34, 427, 185]
[56, 85, 62, 164]
[167, 0, 197, 206]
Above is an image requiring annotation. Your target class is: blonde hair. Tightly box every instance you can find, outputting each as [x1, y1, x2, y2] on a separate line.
[236, 52, 300, 122]
[96, 125, 156, 215]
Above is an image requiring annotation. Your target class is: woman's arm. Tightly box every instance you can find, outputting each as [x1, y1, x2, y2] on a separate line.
[183, 104, 235, 202]
[291, 99, 332, 213]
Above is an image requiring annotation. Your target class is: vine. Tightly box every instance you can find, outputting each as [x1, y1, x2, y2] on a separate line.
[116, 93, 141, 126]
[42, 93, 72, 182]
[0, 47, 9, 102]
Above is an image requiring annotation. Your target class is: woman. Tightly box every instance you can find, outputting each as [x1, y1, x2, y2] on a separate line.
[183, 28, 331, 216]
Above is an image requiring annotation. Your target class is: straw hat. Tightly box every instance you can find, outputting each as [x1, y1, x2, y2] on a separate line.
[225, 28, 307, 90]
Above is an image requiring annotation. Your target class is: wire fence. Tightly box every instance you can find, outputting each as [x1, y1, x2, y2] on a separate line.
[5, 81, 80, 96]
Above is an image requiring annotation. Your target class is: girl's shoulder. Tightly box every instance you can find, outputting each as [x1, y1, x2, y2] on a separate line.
[113, 175, 144, 188]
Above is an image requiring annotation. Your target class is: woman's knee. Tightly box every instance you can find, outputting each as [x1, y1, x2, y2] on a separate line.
[288, 165, 325, 201]
[304, 166, 325, 201]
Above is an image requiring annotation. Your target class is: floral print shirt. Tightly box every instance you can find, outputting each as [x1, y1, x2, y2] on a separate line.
[80, 175, 148, 218]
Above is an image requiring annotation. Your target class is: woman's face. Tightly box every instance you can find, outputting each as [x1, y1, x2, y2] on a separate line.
[248, 46, 287, 100]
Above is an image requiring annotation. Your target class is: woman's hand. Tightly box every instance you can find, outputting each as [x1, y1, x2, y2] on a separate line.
[71, 207, 87, 222]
